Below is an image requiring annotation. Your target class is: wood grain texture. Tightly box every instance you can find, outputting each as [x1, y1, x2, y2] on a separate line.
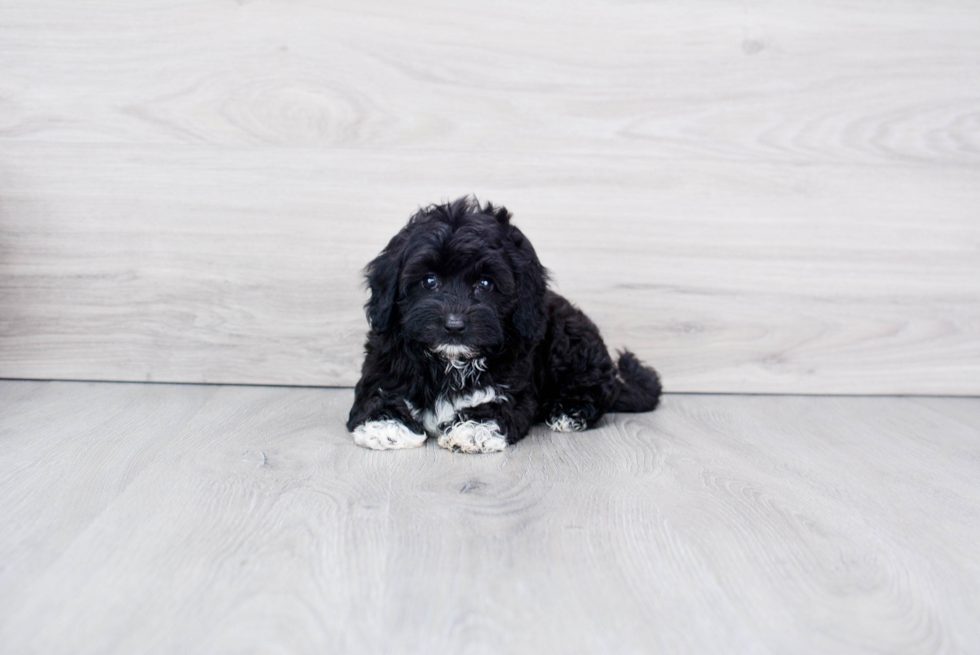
[1, 1, 979, 393]
[2, 381, 980, 654]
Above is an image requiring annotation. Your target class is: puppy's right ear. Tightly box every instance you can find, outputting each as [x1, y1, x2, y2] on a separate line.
[364, 242, 402, 334]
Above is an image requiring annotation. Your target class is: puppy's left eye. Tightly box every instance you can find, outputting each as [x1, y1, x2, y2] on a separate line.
[475, 279, 493, 292]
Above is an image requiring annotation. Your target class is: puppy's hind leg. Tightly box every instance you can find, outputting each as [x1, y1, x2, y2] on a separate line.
[537, 294, 623, 433]
[545, 398, 600, 433]
[546, 407, 592, 433]
[544, 351, 661, 433]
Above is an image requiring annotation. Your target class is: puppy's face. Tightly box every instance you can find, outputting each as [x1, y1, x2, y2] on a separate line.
[398, 226, 516, 357]
[364, 199, 547, 357]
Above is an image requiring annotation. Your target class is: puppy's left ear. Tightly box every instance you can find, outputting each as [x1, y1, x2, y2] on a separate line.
[507, 225, 548, 346]
[364, 238, 403, 334]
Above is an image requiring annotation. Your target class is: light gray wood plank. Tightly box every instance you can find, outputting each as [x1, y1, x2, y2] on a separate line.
[1, 1, 978, 393]
[1, 381, 979, 653]
[1, 144, 977, 393]
[1, 0, 978, 165]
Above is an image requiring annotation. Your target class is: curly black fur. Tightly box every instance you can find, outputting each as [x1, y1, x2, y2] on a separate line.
[347, 197, 661, 451]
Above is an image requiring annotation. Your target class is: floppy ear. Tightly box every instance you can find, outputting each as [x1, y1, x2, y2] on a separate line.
[364, 239, 403, 334]
[507, 225, 548, 346]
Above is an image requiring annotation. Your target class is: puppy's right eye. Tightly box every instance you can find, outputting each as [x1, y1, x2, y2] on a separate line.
[421, 274, 439, 290]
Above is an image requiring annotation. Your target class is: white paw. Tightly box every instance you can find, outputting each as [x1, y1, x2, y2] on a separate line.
[352, 420, 427, 450]
[546, 414, 586, 433]
[437, 420, 508, 454]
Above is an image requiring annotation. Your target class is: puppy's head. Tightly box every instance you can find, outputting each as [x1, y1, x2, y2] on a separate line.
[364, 197, 547, 358]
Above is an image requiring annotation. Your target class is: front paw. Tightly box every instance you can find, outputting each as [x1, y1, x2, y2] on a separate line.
[437, 420, 508, 454]
[352, 419, 427, 450]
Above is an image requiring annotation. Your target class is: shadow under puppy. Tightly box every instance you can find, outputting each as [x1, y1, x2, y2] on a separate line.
[347, 197, 661, 453]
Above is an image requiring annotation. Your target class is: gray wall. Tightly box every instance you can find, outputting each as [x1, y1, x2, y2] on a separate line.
[1, 1, 978, 394]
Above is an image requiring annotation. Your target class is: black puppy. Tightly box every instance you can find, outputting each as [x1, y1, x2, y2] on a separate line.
[347, 197, 661, 453]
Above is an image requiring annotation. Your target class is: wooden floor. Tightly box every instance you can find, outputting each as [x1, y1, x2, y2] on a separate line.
[2, 381, 978, 654]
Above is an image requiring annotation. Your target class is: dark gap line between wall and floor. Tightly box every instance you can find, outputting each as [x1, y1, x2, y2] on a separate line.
[1, 377, 978, 400]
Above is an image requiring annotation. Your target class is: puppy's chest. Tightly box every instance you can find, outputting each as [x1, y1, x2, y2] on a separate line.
[406, 387, 505, 438]
[442, 356, 487, 389]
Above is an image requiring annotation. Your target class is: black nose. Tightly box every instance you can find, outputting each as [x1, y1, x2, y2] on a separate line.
[444, 314, 466, 334]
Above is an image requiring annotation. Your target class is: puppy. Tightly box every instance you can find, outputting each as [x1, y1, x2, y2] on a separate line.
[347, 197, 661, 453]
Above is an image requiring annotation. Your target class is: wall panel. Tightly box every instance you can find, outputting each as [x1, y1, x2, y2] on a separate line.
[1, 1, 978, 393]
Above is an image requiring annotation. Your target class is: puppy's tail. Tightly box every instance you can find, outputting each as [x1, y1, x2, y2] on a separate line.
[611, 350, 662, 413]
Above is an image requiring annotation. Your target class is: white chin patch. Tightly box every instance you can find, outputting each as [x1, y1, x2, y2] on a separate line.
[546, 414, 587, 433]
[353, 420, 427, 450]
[437, 420, 507, 454]
[432, 344, 476, 359]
